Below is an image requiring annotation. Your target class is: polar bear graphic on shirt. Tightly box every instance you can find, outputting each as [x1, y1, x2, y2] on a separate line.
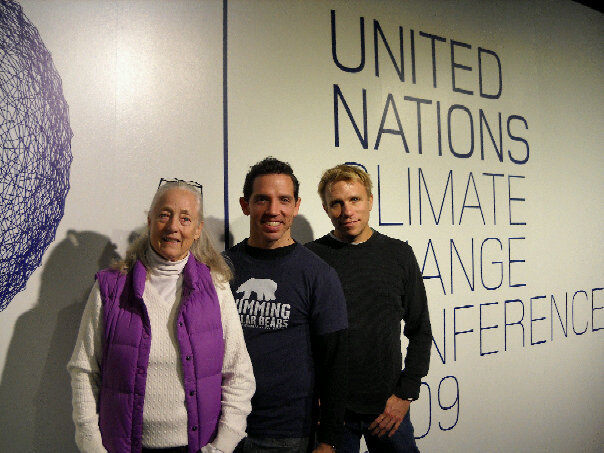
[236, 278, 277, 301]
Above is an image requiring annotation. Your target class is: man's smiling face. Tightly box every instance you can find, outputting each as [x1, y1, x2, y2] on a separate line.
[240, 173, 300, 249]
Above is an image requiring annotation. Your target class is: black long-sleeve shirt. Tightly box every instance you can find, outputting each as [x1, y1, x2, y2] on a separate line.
[306, 231, 432, 414]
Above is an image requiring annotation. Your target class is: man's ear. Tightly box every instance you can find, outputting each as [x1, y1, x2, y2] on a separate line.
[368, 194, 374, 211]
[239, 197, 250, 215]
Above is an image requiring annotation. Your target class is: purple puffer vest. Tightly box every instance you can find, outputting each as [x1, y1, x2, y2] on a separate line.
[96, 254, 224, 453]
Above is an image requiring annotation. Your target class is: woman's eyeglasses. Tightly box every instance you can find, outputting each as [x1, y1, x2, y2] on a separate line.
[157, 178, 203, 197]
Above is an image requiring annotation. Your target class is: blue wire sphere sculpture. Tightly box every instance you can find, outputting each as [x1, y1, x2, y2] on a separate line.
[1, 0, 73, 311]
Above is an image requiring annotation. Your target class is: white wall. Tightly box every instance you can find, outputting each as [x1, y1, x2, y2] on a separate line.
[0, 1, 602, 452]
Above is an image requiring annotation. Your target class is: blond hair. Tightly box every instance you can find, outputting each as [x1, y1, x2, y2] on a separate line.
[317, 164, 373, 206]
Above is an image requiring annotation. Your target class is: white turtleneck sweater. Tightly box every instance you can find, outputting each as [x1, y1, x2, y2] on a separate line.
[68, 250, 255, 453]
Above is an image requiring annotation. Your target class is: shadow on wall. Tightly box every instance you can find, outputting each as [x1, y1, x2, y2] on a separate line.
[0, 230, 120, 453]
[204, 215, 231, 251]
[292, 214, 315, 245]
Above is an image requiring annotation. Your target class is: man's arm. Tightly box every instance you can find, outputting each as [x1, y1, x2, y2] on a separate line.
[398, 245, 432, 400]
[309, 263, 349, 451]
[312, 328, 348, 451]
[370, 244, 432, 438]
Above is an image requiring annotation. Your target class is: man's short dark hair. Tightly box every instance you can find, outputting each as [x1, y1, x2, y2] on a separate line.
[242, 156, 300, 201]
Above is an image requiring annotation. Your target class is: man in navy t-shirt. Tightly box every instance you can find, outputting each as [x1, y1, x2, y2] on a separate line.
[226, 157, 348, 453]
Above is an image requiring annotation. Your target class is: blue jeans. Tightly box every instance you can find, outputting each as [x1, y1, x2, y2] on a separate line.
[340, 410, 420, 453]
[235, 436, 309, 453]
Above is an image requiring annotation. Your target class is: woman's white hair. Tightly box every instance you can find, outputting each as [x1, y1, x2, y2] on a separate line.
[115, 180, 232, 282]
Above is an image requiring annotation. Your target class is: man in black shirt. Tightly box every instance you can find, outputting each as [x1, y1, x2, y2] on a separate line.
[306, 164, 431, 453]
[226, 157, 348, 453]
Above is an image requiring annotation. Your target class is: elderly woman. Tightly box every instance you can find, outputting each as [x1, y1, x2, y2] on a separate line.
[68, 180, 255, 453]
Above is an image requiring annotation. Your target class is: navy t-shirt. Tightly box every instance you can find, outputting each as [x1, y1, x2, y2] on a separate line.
[225, 240, 348, 438]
